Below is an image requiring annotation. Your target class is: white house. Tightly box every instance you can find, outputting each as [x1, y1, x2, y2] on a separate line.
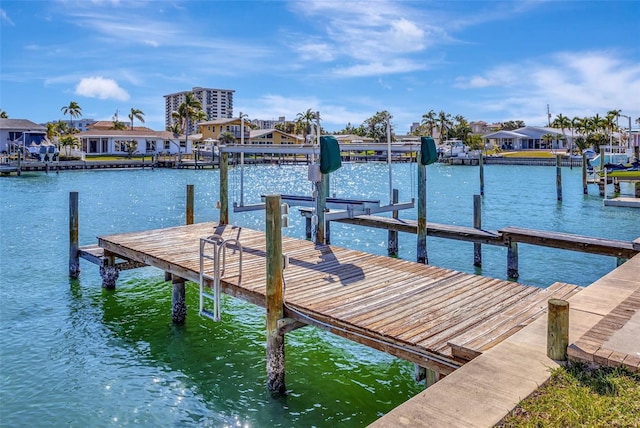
[482, 126, 575, 151]
[76, 122, 187, 155]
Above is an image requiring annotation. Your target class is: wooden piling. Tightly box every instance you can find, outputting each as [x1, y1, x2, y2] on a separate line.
[220, 152, 229, 225]
[100, 252, 119, 290]
[265, 195, 286, 395]
[473, 194, 482, 267]
[506, 240, 519, 280]
[171, 276, 187, 324]
[317, 173, 328, 245]
[547, 299, 569, 360]
[417, 159, 428, 264]
[582, 153, 588, 194]
[556, 154, 562, 201]
[69, 191, 80, 279]
[186, 184, 194, 225]
[479, 152, 484, 196]
[388, 189, 399, 257]
[425, 369, 440, 387]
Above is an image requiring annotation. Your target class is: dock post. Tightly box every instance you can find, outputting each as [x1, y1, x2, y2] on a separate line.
[171, 276, 187, 324]
[186, 184, 194, 225]
[317, 173, 328, 245]
[547, 299, 569, 360]
[69, 191, 81, 279]
[479, 152, 484, 196]
[305, 216, 312, 240]
[388, 189, 399, 257]
[582, 153, 588, 194]
[220, 152, 229, 225]
[556, 154, 562, 201]
[473, 194, 482, 267]
[417, 159, 428, 264]
[323, 173, 330, 244]
[613, 179, 620, 194]
[506, 239, 519, 280]
[265, 195, 286, 395]
[100, 252, 119, 290]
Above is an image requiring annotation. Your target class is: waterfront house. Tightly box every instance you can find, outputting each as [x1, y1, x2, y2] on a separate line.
[76, 123, 185, 156]
[481, 126, 574, 151]
[248, 129, 302, 145]
[0, 118, 47, 155]
[198, 118, 251, 143]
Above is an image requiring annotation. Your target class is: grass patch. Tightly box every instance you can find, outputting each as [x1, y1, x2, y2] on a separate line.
[501, 151, 557, 158]
[498, 362, 640, 427]
[83, 155, 149, 161]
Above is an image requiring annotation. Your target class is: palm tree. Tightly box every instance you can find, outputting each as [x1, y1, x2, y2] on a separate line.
[606, 109, 621, 145]
[437, 110, 452, 144]
[128, 108, 145, 130]
[420, 109, 437, 137]
[171, 92, 204, 156]
[295, 109, 318, 143]
[451, 115, 471, 142]
[61, 101, 82, 130]
[218, 131, 237, 146]
[551, 113, 571, 150]
[541, 133, 555, 150]
[111, 120, 127, 130]
[167, 122, 181, 137]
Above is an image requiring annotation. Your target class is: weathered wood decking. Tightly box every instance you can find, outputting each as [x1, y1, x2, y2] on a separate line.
[91, 221, 581, 375]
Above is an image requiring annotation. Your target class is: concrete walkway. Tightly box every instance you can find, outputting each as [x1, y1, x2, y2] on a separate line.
[371, 254, 640, 427]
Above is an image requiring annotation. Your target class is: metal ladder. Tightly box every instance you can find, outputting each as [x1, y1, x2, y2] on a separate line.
[199, 234, 243, 321]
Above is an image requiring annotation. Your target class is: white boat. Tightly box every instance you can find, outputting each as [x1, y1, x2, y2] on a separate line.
[440, 139, 469, 158]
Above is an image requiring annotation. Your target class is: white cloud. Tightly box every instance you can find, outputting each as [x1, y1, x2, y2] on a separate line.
[1, 8, 14, 26]
[286, 0, 437, 77]
[454, 51, 640, 122]
[75, 77, 130, 101]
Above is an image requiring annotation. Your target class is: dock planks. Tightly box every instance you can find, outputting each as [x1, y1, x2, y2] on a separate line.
[94, 222, 582, 375]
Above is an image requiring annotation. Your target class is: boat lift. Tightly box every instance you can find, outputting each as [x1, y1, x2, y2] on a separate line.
[223, 112, 415, 243]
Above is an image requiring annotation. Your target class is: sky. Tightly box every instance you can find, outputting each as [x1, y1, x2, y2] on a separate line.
[1, 0, 639, 134]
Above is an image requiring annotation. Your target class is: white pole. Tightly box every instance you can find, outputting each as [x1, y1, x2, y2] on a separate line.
[240, 112, 244, 206]
[316, 111, 321, 146]
[387, 113, 393, 204]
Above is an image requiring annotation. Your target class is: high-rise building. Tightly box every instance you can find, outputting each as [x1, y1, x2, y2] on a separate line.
[164, 87, 235, 135]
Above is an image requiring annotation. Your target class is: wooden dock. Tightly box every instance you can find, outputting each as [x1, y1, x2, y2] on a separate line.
[89, 221, 581, 375]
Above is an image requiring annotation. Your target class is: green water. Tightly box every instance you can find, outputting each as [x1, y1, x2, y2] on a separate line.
[0, 163, 638, 426]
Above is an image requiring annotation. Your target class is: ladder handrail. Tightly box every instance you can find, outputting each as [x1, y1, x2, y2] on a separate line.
[199, 234, 243, 321]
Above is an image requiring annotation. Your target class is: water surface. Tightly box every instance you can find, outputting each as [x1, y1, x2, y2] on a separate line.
[1, 163, 638, 426]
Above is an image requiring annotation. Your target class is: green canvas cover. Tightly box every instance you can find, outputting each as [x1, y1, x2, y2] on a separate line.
[320, 135, 342, 173]
[420, 136, 438, 165]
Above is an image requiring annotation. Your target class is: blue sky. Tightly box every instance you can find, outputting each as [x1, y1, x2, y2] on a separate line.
[1, 0, 639, 133]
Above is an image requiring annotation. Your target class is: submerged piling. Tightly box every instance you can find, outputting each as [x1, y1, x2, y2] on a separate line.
[171, 276, 187, 324]
[473, 195, 482, 267]
[417, 158, 427, 264]
[479, 152, 484, 196]
[186, 184, 194, 225]
[388, 189, 399, 257]
[69, 191, 80, 279]
[556, 154, 562, 201]
[506, 240, 519, 280]
[220, 152, 229, 225]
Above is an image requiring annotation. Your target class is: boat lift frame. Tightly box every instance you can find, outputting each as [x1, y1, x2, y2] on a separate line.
[219, 111, 416, 241]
